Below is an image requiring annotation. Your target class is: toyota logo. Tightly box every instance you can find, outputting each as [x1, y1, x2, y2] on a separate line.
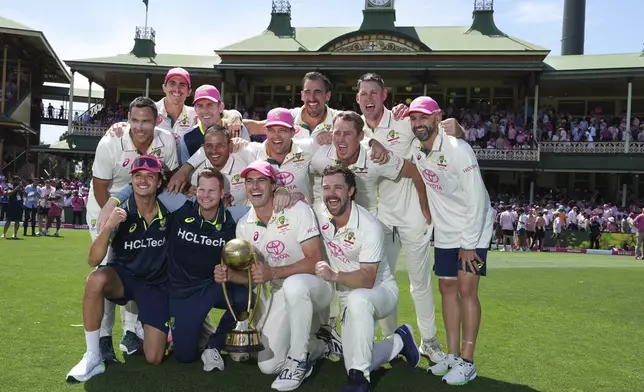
[266, 240, 285, 255]
[326, 241, 345, 258]
[422, 169, 439, 184]
[275, 171, 294, 186]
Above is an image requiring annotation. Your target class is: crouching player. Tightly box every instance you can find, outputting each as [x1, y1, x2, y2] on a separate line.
[66, 155, 170, 382]
[315, 165, 420, 392]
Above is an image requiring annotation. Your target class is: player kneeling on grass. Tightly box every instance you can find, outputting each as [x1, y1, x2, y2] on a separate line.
[314, 165, 420, 392]
[219, 160, 340, 391]
[66, 155, 171, 382]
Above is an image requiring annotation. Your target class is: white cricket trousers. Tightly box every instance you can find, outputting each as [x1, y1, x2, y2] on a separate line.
[341, 279, 403, 381]
[379, 224, 437, 341]
[87, 214, 140, 337]
[256, 274, 334, 374]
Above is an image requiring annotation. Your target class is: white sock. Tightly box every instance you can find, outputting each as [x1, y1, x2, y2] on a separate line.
[85, 329, 100, 355]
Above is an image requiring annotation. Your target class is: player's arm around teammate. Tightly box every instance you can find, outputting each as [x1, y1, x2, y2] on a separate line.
[314, 166, 421, 392]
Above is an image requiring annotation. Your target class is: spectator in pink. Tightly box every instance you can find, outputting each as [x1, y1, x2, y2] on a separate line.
[634, 207, 644, 260]
[71, 190, 85, 227]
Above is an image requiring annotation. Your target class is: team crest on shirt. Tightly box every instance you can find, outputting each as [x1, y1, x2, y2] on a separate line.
[179, 113, 190, 128]
[150, 147, 162, 157]
[437, 155, 448, 171]
[387, 130, 400, 144]
[323, 124, 332, 132]
[343, 231, 356, 248]
[231, 174, 243, 185]
[159, 217, 167, 231]
[292, 152, 305, 163]
[90, 219, 97, 228]
[277, 215, 290, 233]
[129, 223, 137, 233]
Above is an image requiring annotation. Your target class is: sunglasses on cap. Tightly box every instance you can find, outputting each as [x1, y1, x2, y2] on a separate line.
[130, 155, 162, 173]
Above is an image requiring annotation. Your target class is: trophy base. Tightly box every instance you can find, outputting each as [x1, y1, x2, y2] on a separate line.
[225, 329, 265, 353]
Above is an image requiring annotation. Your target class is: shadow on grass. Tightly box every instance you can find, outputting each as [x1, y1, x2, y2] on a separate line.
[83, 355, 540, 392]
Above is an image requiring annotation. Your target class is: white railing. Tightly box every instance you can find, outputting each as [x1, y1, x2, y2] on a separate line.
[69, 125, 109, 136]
[538, 142, 644, 154]
[474, 148, 540, 161]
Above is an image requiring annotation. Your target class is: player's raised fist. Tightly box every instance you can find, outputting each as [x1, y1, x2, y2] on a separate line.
[214, 264, 228, 283]
[105, 207, 127, 230]
[440, 118, 465, 139]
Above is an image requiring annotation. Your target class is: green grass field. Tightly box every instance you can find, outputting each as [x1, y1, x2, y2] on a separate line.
[1, 230, 643, 392]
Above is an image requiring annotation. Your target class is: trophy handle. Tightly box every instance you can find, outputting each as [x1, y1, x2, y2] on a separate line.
[221, 280, 239, 323]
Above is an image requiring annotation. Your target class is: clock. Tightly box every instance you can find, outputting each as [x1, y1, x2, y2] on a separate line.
[367, 0, 392, 7]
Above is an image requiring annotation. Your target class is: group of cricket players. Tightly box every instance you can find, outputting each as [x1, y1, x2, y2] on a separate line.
[65, 67, 493, 391]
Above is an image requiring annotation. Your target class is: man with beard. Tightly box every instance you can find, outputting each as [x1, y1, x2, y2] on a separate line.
[99, 168, 252, 371]
[356, 73, 464, 362]
[1, 176, 24, 239]
[87, 96, 178, 362]
[66, 155, 171, 382]
[225, 160, 338, 391]
[314, 165, 420, 392]
[408, 97, 493, 386]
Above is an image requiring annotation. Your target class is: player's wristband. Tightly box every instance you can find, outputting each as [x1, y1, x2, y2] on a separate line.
[109, 196, 121, 206]
[274, 186, 288, 194]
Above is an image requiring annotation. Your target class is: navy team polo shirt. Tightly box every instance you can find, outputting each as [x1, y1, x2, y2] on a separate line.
[109, 193, 170, 286]
[168, 200, 236, 296]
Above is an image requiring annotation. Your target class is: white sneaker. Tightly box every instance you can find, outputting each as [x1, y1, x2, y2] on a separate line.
[442, 359, 477, 385]
[201, 348, 225, 372]
[0, 234, 4, 238]
[271, 355, 312, 391]
[428, 353, 459, 376]
[419, 337, 445, 363]
[66, 352, 105, 383]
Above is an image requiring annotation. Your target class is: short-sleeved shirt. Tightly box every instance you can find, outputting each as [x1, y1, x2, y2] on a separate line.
[236, 201, 320, 290]
[412, 129, 493, 249]
[168, 200, 236, 296]
[191, 140, 317, 202]
[23, 184, 38, 209]
[87, 126, 179, 217]
[179, 120, 251, 164]
[155, 98, 196, 138]
[190, 154, 250, 207]
[310, 144, 404, 215]
[109, 194, 170, 286]
[38, 186, 53, 208]
[362, 109, 427, 228]
[318, 202, 394, 296]
[291, 106, 338, 141]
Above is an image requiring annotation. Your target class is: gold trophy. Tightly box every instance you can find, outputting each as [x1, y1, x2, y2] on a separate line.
[221, 238, 265, 353]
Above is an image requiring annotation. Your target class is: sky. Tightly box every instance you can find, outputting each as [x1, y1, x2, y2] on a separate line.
[3, 0, 642, 143]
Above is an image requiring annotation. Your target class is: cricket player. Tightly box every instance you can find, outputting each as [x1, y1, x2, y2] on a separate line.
[357, 73, 453, 361]
[408, 96, 493, 386]
[66, 155, 171, 382]
[314, 165, 420, 392]
[225, 160, 338, 391]
[86, 96, 179, 361]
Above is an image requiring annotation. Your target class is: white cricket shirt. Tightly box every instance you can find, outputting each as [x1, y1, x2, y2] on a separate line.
[190, 154, 250, 207]
[156, 98, 197, 137]
[291, 106, 338, 141]
[310, 144, 404, 215]
[362, 108, 427, 228]
[87, 126, 179, 218]
[412, 129, 493, 249]
[236, 201, 320, 289]
[318, 201, 394, 297]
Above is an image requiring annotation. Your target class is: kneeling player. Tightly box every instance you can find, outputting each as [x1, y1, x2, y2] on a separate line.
[222, 160, 338, 391]
[315, 165, 420, 392]
[66, 155, 170, 382]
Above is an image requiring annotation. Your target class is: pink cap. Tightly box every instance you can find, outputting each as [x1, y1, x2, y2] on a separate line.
[193, 85, 221, 104]
[408, 96, 442, 116]
[130, 154, 162, 174]
[164, 68, 191, 88]
[241, 160, 277, 182]
[265, 108, 294, 129]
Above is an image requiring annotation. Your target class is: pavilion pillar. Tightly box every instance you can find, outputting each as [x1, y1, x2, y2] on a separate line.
[67, 70, 76, 133]
[625, 79, 632, 153]
[1, 45, 7, 113]
[532, 84, 539, 141]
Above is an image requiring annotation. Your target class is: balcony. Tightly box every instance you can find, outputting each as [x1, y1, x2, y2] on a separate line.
[69, 125, 108, 136]
[538, 142, 644, 154]
[474, 147, 540, 161]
